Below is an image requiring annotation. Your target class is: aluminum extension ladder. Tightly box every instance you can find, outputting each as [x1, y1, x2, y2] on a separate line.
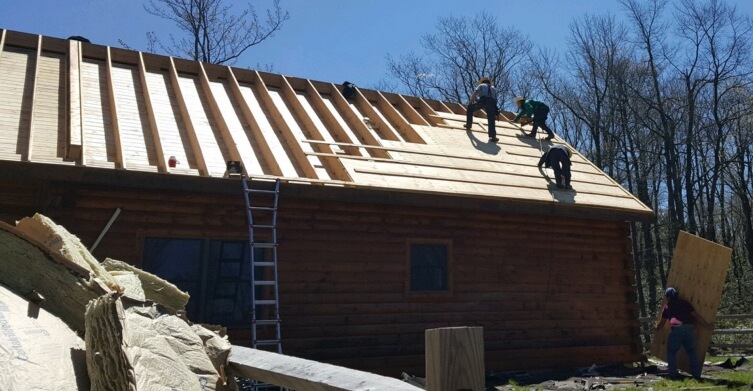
[241, 175, 284, 391]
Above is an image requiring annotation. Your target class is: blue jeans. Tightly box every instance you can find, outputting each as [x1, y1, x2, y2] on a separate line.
[667, 324, 701, 378]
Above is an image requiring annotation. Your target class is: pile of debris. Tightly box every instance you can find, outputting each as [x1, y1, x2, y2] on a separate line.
[0, 213, 234, 390]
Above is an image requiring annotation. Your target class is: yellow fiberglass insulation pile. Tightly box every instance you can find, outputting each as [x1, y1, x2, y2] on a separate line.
[0, 213, 235, 391]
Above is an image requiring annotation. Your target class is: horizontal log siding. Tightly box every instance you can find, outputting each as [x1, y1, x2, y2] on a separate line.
[1, 180, 641, 377]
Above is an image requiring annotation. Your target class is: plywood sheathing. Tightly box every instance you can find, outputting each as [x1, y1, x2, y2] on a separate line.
[650, 231, 733, 372]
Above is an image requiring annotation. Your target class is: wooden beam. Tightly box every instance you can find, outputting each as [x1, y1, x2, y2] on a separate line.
[0, 30, 6, 61]
[425, 327, 485, 391]
[304, 80, 361, 156]
[228, 346, 422, 391]
[67, 39, 83, 161]
[375, 91, 425, 143]
[226, 68, 281, 176]
[168, 57, 208, 176]
[279, 76, 352, 181]
[252, 71, 318, 179]
[25, 35, 42, 161]
[352, 89, 400, 141]
[328, 83, 390, 159]
[197, 62, 243, 166]
[395, 94, 430, 127]
[137, 52, 167, 173]
[105, 47, 125, 169]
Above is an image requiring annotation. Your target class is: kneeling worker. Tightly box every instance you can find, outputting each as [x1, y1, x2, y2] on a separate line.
[538, 144, 572, 190]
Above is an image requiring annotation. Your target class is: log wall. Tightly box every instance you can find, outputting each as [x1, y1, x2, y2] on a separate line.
[0, 178, 641, 377]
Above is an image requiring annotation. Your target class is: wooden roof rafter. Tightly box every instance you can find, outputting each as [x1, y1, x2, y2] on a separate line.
[137, 52, 168, 173]
[253, 71, 318, 179]
[226, 68, 281, 176]
[351, 88, 400, 142]
[278, 75, 352, 182]
[167, 57, 209, 176]
[373, 90, 425, 143]
[67, 39, 84, 162]
[23, 35, 43, 162]
[105, 47, 125, 169]
[197, 62, 244, 171]
[327, 83, 390, 159]
[303, 80, 362, 157]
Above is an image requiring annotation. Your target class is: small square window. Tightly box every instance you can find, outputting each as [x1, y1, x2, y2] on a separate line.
[409, 243, 449, 292]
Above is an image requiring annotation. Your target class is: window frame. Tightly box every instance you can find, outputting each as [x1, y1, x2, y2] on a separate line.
[405, 239, 453, 298]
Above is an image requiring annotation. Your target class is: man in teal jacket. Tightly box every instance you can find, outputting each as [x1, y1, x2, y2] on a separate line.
[513, 96, 555, 140]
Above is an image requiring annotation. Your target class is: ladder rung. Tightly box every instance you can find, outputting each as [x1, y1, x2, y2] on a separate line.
[253, 261, 275, 267]
[246, 188, 277, 195]
[254, 280, 276, 286]
[250, 242, 276, 248]
[255, 300, 277, 305]
[254, 319, 281, 326]
[250, 224, 275, 229]
[249, 206, 276, 211]
[255, 339, 281, 346]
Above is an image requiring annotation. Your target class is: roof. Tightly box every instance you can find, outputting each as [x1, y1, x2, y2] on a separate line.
[0, 29, 654, 221]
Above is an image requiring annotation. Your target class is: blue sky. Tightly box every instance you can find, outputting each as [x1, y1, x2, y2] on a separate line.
[3, 0, 752, 88]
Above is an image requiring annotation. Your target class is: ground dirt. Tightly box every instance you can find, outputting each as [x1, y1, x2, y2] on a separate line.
[486, 356, 753, 390]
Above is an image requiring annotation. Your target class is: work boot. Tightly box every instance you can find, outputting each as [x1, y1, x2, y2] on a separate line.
[556, 183, 565, 189]
[489, 137, 499, 143]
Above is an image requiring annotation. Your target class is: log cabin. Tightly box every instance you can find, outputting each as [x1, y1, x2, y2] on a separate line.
[0, 28, 654, 377]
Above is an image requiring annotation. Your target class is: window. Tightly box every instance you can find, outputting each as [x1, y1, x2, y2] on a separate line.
[142, 237, 264, 326]
[409, 241, 450, 293]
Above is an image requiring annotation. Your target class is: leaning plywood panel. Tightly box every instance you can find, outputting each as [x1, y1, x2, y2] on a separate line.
[0, 47, 33, 161]
[0, 284, 89, 391]
[650, 231, 732, 373]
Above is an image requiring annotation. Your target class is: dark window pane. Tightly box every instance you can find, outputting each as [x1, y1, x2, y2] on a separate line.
[142, 238, 204, 319]
[204, 241, 264, 326]
[410, 243, 448, 292]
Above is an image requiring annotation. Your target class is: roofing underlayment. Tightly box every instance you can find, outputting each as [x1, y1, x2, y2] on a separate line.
[0, 29, 653, 220]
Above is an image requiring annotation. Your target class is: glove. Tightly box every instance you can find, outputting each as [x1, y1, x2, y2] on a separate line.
[519, 117, 532, 125]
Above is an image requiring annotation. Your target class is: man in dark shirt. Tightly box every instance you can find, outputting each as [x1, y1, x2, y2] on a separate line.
[656, 287, 712, 380]
[538, 144, 572, 190]
[513, 96, 555, 140]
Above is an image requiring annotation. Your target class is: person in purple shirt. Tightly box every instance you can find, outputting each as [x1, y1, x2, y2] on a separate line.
[656, 287, 712, 380]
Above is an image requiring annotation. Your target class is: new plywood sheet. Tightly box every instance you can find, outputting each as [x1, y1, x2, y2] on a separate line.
[650, 231, 732, 372]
